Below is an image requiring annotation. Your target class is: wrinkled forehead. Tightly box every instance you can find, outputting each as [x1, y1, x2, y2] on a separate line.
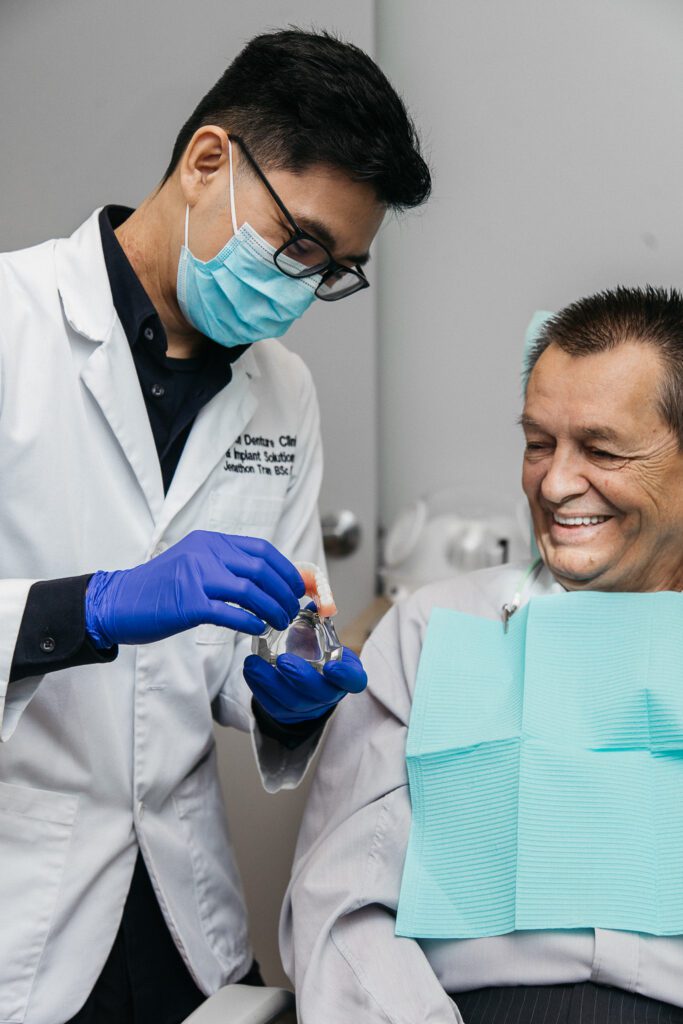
[523, 340, 669, 436]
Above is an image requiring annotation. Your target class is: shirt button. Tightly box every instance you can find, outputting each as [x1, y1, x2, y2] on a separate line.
[40, 637, 56, 654]
[151, 383, 165, 398]
[144, 326, 154, 341]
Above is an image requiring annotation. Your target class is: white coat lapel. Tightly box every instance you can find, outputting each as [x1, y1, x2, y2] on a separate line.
[153, 348, 260, 538]
[55, 210, 165, 523]
[79, 324, 165, 522]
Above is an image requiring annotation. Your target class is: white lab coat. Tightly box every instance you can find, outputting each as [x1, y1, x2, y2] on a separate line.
[0, 210, 325, 1024]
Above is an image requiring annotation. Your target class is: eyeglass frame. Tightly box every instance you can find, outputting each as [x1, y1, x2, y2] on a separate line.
[229, 134, 370, 302]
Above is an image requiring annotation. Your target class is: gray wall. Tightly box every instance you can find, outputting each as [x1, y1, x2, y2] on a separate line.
[377, 0, 683, 529]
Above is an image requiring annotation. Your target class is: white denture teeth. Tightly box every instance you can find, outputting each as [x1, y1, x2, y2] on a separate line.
[295, 561, 338, 618]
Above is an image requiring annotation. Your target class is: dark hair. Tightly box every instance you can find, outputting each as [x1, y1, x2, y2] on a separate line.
[526, 285, 683, 444]
[162, 28, 431, 210]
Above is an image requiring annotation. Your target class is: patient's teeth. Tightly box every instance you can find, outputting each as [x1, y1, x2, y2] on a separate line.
[553, 513, 609, 526]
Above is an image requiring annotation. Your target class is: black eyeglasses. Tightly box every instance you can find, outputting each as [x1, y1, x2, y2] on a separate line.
[230, 135, 370, 302]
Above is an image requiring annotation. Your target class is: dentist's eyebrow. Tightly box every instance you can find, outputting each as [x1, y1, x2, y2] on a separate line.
[292, 214, 371, 267]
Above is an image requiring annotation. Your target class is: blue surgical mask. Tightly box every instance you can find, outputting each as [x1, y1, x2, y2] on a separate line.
[176, 138, 320, 348]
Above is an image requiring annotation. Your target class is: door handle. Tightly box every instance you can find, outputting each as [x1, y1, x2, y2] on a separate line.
[322, 510, 361, 558]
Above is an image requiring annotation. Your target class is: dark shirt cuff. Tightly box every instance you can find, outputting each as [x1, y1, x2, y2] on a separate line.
[251, 698, 334, 750]
[10, 575, 118, 683]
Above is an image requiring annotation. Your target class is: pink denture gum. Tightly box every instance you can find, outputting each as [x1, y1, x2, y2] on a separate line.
[295, 561, 338, 618]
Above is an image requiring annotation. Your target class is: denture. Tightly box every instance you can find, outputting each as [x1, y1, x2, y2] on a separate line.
[295, 561, 338, 618]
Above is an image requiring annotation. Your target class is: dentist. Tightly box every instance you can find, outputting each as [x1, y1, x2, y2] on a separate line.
[0, 28, 431, 1024]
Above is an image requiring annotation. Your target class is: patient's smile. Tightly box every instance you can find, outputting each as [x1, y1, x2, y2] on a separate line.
[548, 511, 616, 547]
[552, 514, 612, 526]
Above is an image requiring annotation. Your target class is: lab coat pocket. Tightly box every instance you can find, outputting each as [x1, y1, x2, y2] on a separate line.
[0, 781, 78, 1023]
[196, 493, 285, 645]
[173, 748, 248, 967]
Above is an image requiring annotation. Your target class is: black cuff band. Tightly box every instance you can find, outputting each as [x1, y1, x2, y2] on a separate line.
[251, 698, 334, 750]
[10, 575, 118, 683]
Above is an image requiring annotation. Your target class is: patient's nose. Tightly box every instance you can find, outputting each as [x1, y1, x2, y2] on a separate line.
[540, 446, 590, 506]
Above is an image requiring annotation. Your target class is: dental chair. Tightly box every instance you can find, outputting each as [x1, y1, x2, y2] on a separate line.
[182, 985, 295, 1023]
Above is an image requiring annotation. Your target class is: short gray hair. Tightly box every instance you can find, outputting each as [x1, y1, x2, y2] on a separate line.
[525, 285, 683, 445]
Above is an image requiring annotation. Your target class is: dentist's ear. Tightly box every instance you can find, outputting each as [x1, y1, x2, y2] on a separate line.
[178, 125, 230, 207]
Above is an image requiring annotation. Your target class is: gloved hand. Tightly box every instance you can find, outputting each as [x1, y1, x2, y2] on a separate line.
[85, 530, 305, 648]
[243, 646, 368, 724]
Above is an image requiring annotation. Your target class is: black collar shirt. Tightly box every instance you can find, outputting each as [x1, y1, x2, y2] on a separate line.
[99, 205, 248, 493]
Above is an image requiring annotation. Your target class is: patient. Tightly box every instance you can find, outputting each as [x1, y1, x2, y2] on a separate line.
[281, 286, 683, 1024]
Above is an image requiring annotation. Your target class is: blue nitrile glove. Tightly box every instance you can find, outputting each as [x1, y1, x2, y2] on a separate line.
[242, 647, 368, 725]
[85, 530, 305, 648]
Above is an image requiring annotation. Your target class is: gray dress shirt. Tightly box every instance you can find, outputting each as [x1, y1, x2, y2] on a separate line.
[281, 563, 683, 1023]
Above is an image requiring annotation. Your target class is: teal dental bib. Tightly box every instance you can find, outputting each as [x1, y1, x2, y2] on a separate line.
[396, 590, 683, 940]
